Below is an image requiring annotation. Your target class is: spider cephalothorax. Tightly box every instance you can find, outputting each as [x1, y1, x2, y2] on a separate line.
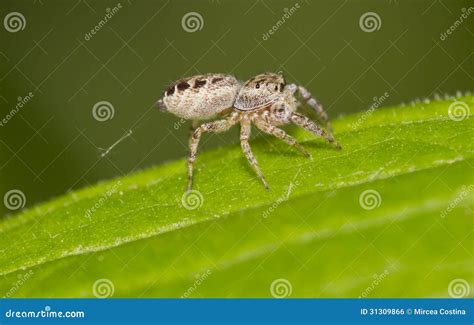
[157, 72, 340, 190]
[234, 73, 286, 111]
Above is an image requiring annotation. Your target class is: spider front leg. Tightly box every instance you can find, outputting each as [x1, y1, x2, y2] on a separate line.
[187, 113, 239, 190]
[253, 117, 312, 159]
[288, 84, 333, 134]
[291, 112, 341, 150]
[240, 116, 270, 190]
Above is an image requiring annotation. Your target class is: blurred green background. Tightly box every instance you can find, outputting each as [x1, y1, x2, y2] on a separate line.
[0, 0, 472, 217]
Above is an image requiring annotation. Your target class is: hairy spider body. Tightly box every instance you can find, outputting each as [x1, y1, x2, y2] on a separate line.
[158, 73, 240, 119]
[157, 72, 340, 190]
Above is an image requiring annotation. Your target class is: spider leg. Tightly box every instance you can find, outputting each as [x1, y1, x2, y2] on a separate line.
[188, 119, 200, 139]
[240, 116, 270, 190]
[291, 112, 341, 150]
[187, 113, 238, 190]
[289, 83, 333, 134]
[253, 117, 312, 159]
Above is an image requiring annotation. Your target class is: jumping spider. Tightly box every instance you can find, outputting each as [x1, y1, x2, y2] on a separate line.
[157, 72, 341, 190]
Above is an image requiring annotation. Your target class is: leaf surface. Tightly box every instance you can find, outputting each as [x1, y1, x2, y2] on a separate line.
[1, 96, 473, 298]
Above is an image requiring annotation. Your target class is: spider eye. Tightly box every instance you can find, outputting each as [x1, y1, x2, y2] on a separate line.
[278, 108, 285, 113]
[274, 85, 278, 91]
[255, 83, 260, 89]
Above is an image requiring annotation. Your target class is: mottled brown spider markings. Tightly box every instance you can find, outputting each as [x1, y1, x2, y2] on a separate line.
[157, 72, 340, 190]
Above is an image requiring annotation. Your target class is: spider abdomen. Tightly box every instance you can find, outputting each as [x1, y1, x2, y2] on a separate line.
[161, 73, 241, 119]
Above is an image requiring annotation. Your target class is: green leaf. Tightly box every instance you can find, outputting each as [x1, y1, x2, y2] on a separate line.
[1, 96, 473, 298]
